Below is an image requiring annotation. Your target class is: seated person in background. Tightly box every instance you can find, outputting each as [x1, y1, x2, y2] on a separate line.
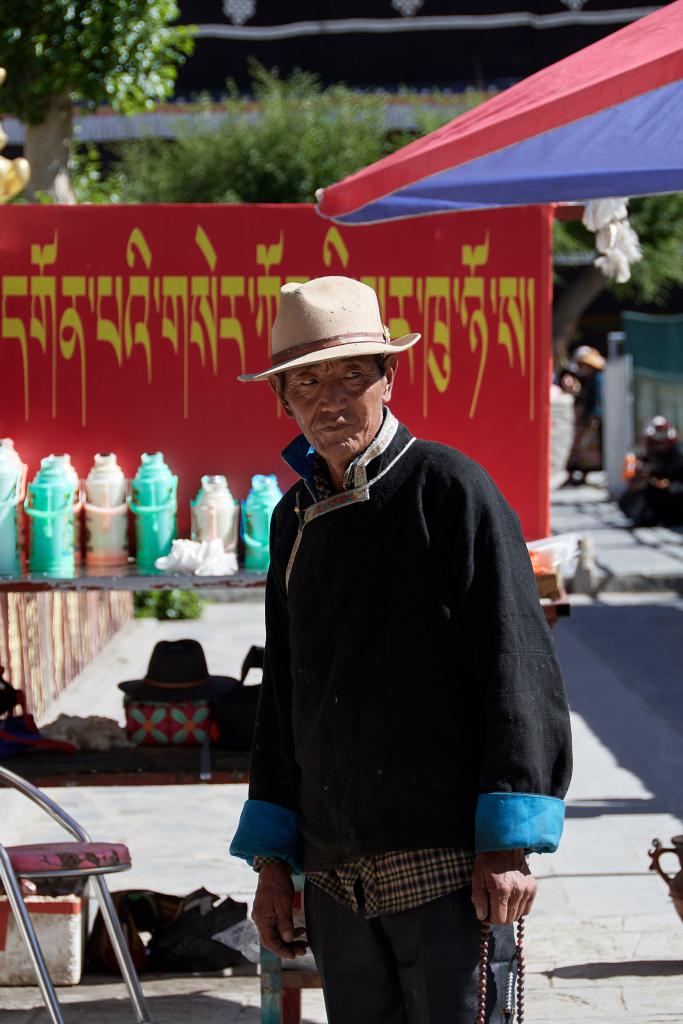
[619, 416, 683, 527]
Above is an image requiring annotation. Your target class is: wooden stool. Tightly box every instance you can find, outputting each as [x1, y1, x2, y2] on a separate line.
[260, 879, 322, 1024]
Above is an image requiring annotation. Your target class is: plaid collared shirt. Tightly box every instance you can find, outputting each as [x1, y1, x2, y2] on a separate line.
[253, 849, 475, 918]
[307, 848, 475, 917]
[254, 444, 475, 917]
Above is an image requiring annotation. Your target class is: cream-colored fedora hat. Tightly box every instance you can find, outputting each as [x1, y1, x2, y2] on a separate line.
[238, 276, 420, 382]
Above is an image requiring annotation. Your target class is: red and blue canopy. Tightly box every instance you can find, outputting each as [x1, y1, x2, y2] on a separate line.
[316, 0, 683, 225]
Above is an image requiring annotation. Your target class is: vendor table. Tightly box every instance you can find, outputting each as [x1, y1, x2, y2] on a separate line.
[540, 592, 571, 627]
[0, 568, 267, 593]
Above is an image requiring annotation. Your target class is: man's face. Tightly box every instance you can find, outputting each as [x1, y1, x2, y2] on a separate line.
[274, 355, 397, 469]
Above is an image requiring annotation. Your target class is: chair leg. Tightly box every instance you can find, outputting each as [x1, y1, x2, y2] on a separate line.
[90, 874, 151, 1023]
[0, 847, 64, 1024]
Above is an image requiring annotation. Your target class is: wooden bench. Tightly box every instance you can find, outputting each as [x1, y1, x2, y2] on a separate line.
[260, 948, 322, 1024]
[7, 746, 250, 788]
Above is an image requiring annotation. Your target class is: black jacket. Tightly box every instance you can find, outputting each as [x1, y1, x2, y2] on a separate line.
[231, 414, 572, 872]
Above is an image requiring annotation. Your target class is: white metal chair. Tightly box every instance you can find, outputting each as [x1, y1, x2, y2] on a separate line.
[0, 764, 150, 1023]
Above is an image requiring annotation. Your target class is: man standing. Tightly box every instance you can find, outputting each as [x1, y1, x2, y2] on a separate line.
[560, 345, 605, 486]
[231, 277, 572, 1023]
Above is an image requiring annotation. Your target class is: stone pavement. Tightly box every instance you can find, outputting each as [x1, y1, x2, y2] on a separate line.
[551, 476, 683, 594]
[525, 591, 683, 1022]
[1, 486, 682, 1022]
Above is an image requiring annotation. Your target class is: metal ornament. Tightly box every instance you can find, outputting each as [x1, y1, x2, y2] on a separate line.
[391, 0, 424, 16]
[222, 0, 256, 26]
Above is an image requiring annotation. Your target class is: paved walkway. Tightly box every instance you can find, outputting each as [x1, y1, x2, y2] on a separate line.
[551, 477, 683, 594]
[1, 485, 682, 1022]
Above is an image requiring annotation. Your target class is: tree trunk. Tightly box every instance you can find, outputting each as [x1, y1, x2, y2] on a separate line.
[24, 91, 76, 203]
[552, 264, 606, 366]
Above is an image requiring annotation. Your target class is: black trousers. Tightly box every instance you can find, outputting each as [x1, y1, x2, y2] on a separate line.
[305, 880, 516, 1024]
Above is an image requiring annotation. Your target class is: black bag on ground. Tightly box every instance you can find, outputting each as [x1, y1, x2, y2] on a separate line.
[86, 888, 248, 974]
[147, 888, 248, 972]
[86, 890, 153, 973]
[210, 646, 263, 752]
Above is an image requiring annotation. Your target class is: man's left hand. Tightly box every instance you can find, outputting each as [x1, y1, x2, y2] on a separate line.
[470, 849, 536, 925]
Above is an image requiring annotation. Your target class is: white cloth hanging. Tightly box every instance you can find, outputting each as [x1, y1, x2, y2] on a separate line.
[582, 197, 642, 284]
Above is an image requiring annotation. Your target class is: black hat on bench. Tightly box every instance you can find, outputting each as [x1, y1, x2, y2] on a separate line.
[118, 640, 239, 702]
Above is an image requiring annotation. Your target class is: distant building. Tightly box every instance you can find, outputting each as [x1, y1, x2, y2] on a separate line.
[0, 2, 662, 148]
[177, 1, 662, 96]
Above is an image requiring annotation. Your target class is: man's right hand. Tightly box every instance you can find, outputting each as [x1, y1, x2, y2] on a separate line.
[251, 860, 308, 960]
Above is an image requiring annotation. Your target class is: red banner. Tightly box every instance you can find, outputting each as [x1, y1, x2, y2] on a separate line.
[0, 204, 552, 539]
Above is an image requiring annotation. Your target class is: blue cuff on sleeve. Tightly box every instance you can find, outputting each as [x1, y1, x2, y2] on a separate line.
[229, 799, 302, 871]
[475, 792, 565, 853]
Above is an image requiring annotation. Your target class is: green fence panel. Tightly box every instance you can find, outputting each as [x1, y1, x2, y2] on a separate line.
[622, 311, 683, 432]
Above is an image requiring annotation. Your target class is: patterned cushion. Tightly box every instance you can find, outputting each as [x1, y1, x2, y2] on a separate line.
[124, 698, 211, 746]
[7, 842, 130, 876]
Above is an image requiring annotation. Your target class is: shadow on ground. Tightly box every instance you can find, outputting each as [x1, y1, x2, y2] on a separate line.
[565, 798, 675, 817]
[566, 603, 683, 731]
[545, 961, 683, 980]
[554, 600, 683, 820]
[0, 992, 322, 1023]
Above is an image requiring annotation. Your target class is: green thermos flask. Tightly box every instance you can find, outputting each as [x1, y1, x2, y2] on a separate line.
[129, 453, 178, 573]
[0, 440, 27, 575]
[242, 474, 282, 572]
[25, 456, 76, 576]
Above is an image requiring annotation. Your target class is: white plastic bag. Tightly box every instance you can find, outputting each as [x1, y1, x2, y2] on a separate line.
[212, 916, 317, 970]
[212, 918, 261, 963]
[526, 532, 581, 579]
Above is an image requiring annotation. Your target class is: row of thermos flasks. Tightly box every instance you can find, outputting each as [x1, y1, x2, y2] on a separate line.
[0, 439, 283, 577]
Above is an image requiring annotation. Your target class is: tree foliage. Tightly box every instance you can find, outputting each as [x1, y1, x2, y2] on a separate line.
[553, 194, 683, 307]
[0, 1, 193, 124]
[133, 589, 205, 620]
[106, 65, 458, 204]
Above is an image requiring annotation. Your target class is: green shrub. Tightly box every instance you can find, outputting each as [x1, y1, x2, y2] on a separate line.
[109, 65, 390, 204]
[134, 589, 206, 620]
[99, 64, 465, 205]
